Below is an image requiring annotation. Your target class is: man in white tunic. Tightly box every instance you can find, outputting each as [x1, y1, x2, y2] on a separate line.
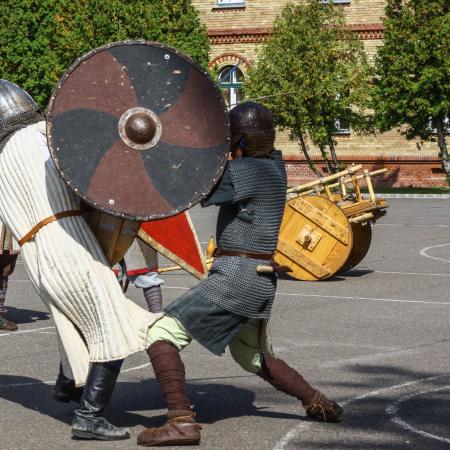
[0, 79, 160, 440]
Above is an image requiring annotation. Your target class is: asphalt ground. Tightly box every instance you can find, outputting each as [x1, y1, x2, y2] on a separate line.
[1, 198, 449, 450]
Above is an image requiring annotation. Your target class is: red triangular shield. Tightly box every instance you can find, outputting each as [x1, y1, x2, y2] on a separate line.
[138, 211, 207, 280]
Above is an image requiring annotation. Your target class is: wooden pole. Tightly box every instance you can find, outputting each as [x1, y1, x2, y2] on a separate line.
[287, 164, 362, 193]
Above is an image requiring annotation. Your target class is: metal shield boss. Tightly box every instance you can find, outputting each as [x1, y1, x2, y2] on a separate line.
[46, 40, 230, 221]
[46, 41, 228, 271]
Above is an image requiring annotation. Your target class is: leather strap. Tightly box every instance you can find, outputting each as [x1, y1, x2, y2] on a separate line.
[19, 210, 83, 246]
[213, 248, 274, 260]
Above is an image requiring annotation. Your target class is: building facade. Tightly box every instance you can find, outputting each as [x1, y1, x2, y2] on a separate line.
[192, 0, 446, 187]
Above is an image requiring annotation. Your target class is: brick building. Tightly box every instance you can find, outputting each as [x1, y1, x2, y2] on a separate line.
[192, 0, 446, 187]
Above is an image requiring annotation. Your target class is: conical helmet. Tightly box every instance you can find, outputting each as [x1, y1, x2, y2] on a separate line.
[0, 79, 37, 123]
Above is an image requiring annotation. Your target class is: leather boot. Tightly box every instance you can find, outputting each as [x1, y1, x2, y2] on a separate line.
[53, 363, 83, 403]
[258, 354, 343, 422]
[72, 360, 129, 440]
[0, 316, 18, 331]
[137, 341, 201, 446]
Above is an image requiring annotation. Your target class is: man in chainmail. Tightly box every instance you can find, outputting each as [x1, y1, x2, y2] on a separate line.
[137, 102, 343, 447]
[0, 223, 19, 331]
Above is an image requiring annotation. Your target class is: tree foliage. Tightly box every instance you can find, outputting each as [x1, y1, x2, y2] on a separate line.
[373, 0, 450, 174]
[0, 0, 210, 105]
[246, 0, 372, 174]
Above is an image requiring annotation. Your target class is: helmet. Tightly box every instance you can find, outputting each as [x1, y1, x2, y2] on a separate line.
[229, 101, 275, 157]
[0, 79, 37, 124]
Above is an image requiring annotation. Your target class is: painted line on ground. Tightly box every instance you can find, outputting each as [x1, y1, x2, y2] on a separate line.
[420, 243, 450, 263]
[273, 374, 450, 450]
[276, 292, 450, 306]
[322, 338, 450, 368]
[376, 223, 450, 228]
[163, 286, 450, 306]
[0, 326, 55, 338]
[0, 361, 153, 389]
[386, 385, 450, 444]
[351, 268, 450, 277]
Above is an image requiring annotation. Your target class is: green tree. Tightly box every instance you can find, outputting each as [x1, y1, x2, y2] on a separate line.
[246, 0, 372, 174]
[0, 0, 209, 105]
[373, 0, 450, 177]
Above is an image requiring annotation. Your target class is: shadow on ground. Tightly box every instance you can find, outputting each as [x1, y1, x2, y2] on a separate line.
[293, 364, 450, 450]
[0, 375, 306, 430]
[3, 306, 50, 325]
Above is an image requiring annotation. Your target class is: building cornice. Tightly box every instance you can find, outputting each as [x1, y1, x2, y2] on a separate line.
[208, 23, 384, 44]
[208, 27, 272, 44]
[283, 154, 440, 163]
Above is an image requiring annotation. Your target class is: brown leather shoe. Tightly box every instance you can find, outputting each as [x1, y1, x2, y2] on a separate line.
[304, 391, 343, 422]
[0, 318, 18, 331]
[137, 413, 202, 447]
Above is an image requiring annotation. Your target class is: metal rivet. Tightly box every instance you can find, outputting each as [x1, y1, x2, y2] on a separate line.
[109, 199, 115, 205]
[164, 54, 170, 60]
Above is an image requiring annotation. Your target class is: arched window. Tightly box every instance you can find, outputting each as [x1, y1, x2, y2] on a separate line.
[218, 65, 244, 109]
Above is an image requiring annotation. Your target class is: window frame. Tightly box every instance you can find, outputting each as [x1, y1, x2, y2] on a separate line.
[321, 0, 351, 4]
[216, 0, 246, 8]
[218, 65, 245, 109]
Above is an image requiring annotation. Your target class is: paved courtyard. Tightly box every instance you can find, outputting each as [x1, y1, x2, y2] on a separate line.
[0, 198, 449, 449]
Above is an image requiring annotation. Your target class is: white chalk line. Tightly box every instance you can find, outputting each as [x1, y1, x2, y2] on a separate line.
[420, 243, 450, 263]
[275, 292, 450, 306]
[0, 326, 55, 338]
[377, 223, 450, 228]
[386, 385, 450, 444]
[273, 374, 450, 450]
[163, 286, 450, 306]
[353, 269, 450, 277]
[0, 362, 152, 389]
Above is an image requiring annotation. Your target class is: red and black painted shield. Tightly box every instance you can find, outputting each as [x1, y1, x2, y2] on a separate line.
[46, 41, 230, 221]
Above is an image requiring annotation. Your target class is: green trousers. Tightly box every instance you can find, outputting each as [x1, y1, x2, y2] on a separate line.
[148, 315, 270, 374]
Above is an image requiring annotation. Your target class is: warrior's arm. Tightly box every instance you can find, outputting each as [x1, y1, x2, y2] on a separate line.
[201, 166, 234, 207]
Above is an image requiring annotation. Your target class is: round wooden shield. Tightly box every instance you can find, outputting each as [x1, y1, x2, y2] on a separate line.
[339, 221, 372, 273]
[274, 195, 353, 281]
[47, 41, 230, 221]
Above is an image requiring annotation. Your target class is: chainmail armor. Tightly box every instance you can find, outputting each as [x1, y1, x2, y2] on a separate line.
[192, 150, 287, 319]
[217, 150, 286, 254]
[0, 111, 43, 153]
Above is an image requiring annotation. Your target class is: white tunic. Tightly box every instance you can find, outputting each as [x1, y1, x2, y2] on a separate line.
[0, 121, 159, 385]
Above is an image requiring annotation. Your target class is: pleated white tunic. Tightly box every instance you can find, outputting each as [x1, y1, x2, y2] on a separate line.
[0, 121, 159, 385]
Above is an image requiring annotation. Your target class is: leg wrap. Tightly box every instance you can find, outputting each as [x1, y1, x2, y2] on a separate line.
[143, 285, 163, 313]
[0, 276, 8, 314]
[258, 354, 317, 406]
[147, 341, 191, 414]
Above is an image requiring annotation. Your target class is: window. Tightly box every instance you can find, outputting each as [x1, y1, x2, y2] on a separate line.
[333, 94, 350, 134]
[217, 0, 246, 7]
[321, 0, 351, 4]
[333, 118, 350, 134]
[218, 65, 245, 109]
[428, 116, 450, 134]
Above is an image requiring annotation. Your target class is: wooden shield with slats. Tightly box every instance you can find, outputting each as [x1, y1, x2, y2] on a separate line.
[274, 195, 353, 281]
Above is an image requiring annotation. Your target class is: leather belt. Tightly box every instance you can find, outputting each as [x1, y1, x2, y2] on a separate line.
[213, 248, 274, 260]
[19, 210, 83, 246]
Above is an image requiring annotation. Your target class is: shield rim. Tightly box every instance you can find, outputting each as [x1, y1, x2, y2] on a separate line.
[46, 39, 230, 221]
